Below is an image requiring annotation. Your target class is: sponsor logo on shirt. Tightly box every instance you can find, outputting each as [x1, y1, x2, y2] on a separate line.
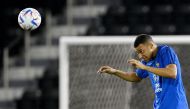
[156, 63, 159, 67]
[153, 74, 162, 93]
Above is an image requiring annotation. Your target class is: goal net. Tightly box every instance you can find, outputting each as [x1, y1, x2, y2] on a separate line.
[59, 36, 190, 109]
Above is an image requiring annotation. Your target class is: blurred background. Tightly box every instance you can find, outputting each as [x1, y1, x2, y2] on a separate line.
[1, 0, 190, 109]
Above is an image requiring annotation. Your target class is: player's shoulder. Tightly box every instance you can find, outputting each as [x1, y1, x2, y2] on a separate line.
[158, 45, 175, 55]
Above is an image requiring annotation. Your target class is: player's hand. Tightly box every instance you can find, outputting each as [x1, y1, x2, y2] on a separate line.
[97, 66, 117, 75]
[128, 59, 146, 70]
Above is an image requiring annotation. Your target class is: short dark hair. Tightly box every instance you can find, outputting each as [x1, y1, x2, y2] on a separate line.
[134, 34, 153, 48]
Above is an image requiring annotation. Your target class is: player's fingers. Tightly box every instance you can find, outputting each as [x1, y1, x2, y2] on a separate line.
[102, 69, 111, 73]
[128, 60, 138, 66]
[127, 59, 133, 63]
[128, 59, 139, 64]
[128, 59, 136, 63]
[128, 60, 135, 64]
[97, 66, 110, 73]
[97, 67, 103, 73]
[105, 69, 117, 74]
[101, 66, 111, 71]
[97, 69, 107, 74]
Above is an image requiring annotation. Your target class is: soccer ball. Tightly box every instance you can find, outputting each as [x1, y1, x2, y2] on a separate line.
[18, 8, 41, 30]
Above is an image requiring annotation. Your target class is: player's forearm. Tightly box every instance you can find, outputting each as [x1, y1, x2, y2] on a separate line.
[113, 70, 141, 82]
[143, 66, 177, 79]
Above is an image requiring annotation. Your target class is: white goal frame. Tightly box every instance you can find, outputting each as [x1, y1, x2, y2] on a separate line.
[59, 35, 190, 109]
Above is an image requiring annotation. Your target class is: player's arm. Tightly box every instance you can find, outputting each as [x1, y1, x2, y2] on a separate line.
[143, 64, 177, 79]
[114, 70, 142, 82]
[98, 66, 142, 82]
[128, 59, 177, 79]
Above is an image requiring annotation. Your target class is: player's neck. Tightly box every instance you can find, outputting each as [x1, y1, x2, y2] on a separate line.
[152, 45, 158, 58]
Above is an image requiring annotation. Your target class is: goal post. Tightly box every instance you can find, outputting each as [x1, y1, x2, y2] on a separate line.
[59, 35, 190, 109]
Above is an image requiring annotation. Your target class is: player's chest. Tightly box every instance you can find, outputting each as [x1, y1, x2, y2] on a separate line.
[145, 58, 164, 68]
[146, 59, 163, 85]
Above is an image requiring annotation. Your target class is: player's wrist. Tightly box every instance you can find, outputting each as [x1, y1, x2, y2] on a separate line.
[110, 69, 117, 74]
[113, 69, 122, 75]
[143, 65, 148, 70]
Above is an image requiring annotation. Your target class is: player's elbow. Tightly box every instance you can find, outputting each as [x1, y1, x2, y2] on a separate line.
[169, 71, 177, 79]
[166, 65, 177, 79]
[171, 73, 177, 79]
[128, 72, 142, 82]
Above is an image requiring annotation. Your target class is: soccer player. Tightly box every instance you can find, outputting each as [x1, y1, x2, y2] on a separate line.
[98, 34, 189, 109]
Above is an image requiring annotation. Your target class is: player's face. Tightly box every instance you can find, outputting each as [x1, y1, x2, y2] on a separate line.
[135, 43, 153, 61]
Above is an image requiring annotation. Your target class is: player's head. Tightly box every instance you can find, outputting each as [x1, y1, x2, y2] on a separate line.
[134, 34, 157, 61]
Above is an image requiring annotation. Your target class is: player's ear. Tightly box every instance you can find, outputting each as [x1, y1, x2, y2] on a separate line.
[149, 42, 154, 49]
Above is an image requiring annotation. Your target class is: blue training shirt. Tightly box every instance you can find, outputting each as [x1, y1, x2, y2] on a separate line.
[136, 45, 189, 109]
